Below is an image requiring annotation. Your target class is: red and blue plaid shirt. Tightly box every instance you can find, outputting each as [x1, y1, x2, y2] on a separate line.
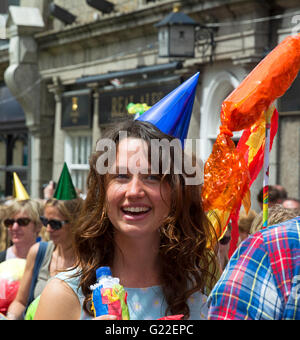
[208, 216, 300, 320]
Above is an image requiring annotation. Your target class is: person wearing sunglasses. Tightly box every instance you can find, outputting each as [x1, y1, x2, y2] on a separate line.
[6, 197, 83, 320]
[0, 200, 43, 264]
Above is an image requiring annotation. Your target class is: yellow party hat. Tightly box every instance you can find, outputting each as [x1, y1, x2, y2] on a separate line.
[13, 172, 30, 200]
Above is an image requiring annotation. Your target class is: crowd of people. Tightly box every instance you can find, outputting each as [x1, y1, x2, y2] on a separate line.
[0, 120, 299, 321]
[1, 67, 300, 320]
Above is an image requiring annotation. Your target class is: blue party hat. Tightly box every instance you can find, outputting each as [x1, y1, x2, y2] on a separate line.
[136, 72, 199, 145]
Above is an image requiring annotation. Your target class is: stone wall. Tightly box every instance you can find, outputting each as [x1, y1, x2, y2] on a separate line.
[278, 115, 300, 199]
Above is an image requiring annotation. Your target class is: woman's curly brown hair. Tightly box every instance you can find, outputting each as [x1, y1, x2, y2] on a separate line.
[72, 120, 219, 319]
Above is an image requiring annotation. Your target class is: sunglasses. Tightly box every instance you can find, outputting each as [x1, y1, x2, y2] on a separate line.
[40, 216, 69, 230]
[4, 218, 31, 228]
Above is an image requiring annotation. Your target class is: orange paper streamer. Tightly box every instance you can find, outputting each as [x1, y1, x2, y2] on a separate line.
[202, 132, 251, 240]
[203, 34, 300, 242]
[221, 34, 300, 132]
[237, 108, 279, 187]
[202, 133, 250, 214]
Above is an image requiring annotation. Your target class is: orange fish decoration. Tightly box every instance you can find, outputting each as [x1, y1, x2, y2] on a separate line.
[202, 34, 300, 249]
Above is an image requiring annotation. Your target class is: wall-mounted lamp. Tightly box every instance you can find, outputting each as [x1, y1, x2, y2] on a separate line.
[86, 0, 115, 14]
[49, 3, 76, 25]
[155, 6, 216, 62]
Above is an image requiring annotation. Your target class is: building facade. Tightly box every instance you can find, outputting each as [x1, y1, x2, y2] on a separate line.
[0, 0, 29, 198]
[0, 0, 299, 211]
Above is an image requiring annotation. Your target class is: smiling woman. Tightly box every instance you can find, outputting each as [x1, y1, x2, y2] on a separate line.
[36, 121, 217, 320]
[6, 197, 83, 320]
[35, 120, 219, 320]
[106, 137, 171, 241]
[0, 200, 43, 263]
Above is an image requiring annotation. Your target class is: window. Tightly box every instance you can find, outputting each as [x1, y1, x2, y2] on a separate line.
[65, 134, 92, 195]
[0, 134, 28, 197]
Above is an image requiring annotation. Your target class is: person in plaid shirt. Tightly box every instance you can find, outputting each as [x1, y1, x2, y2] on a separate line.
[208, 216, 300, 320]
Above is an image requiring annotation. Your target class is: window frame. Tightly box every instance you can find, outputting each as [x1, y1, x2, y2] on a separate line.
[64, 131, 92, 194]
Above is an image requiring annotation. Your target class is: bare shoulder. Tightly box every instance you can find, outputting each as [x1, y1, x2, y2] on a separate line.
[43, 277, 76, 296]
[34, 278, 81, 320]
[23, 242, 41, 271]
[27, 242, 40, 259]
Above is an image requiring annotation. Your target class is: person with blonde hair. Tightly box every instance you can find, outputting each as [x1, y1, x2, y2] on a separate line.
[0, 200, 43, 263]
[250, 204, 299, 235]
[6, 197, 83, 320]
[7, 162, 84, 320]
[238, 209, 257, 243]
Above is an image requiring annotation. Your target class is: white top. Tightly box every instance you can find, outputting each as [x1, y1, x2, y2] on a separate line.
[55, 269, 209, 320]
[5, 246, 17, 261]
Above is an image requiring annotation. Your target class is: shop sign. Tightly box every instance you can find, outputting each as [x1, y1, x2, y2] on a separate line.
[98, 81, 180, 125]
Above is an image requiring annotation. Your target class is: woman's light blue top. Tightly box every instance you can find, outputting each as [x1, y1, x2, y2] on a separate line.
[55, 269, 209, 320]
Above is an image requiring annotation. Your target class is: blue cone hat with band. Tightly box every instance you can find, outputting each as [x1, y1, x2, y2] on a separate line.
[136, 72, 200, 145]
